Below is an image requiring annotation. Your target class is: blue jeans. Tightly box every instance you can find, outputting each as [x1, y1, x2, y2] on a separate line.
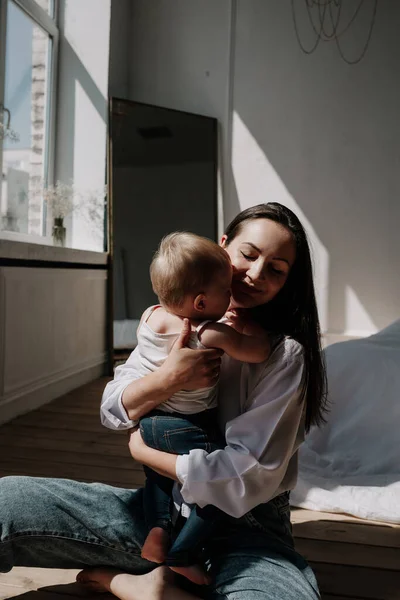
[0, 476, 320, 599]
[140, 408, 225, 566]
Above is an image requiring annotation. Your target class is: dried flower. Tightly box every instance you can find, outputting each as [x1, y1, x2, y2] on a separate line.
[30, 180, 107, 239]
[43, 181, 77, 219]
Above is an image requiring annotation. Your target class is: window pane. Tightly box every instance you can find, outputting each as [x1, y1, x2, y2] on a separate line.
[1, 0, 52, 236]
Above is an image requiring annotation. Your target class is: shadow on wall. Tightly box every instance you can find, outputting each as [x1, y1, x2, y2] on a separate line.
[230, 0, 399, 335]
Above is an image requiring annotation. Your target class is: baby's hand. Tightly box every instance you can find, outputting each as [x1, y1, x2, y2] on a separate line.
[225, 310, 267, 339]
[224, 309, 257, 333]
[242, 319, 267, 337]
[224, 308, 246, 332]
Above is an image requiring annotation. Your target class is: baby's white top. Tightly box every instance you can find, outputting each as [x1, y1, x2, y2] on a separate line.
[135, 305, 217, 414]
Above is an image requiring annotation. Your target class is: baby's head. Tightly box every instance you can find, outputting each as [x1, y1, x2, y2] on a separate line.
[150, 232, 232, 320]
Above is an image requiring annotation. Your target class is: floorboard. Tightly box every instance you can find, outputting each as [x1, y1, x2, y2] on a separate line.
[1, 377, 399, 600]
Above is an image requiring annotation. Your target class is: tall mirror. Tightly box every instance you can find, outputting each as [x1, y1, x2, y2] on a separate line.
[109, 98, 218, 362]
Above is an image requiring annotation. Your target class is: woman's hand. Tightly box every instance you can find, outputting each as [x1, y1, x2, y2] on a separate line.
[120, 319, 223, 422]
[160, 318, 223, 390]
[128, 426, 148, 461]
[128, 428, 179, 481]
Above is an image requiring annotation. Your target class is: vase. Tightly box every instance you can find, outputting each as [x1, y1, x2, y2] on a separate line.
[52, 217, 66, 247]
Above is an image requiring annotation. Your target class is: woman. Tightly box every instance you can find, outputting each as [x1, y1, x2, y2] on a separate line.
[0, 203, 327, 599]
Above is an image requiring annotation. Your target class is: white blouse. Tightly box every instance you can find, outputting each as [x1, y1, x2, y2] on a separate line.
[101, 336, 306, 518]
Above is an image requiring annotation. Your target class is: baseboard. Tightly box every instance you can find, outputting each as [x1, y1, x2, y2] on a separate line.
[0, 359, 107, 426]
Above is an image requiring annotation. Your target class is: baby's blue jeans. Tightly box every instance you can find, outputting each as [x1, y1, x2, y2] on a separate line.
[140, 407, 224, 566]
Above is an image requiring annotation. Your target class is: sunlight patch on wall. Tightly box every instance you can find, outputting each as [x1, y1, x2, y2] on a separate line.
[345, 285, 377, 337]
[71, 80, 106, 252]
[231, 111, 329, 331]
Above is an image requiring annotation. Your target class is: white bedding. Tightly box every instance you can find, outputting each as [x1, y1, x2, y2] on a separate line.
[291, 320, 400, 523]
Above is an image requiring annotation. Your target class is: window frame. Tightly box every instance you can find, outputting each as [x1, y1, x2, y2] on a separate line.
[0, 0, 59, 245]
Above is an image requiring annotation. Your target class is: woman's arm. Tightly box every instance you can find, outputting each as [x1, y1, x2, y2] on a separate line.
[128, 428, 179, 481]
[101, 319, 223, 427]
[178, 346, 306, 517]
[120, 363, 186, 422]
[130, 342, 307, 518]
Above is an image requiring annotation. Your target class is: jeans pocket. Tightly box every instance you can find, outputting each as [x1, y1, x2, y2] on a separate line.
[274, 492, 293, 538]
[274, 491, 291, 516]
[140, 414, 211, 454]
[244, 493, 293, 542]
[163, 425, 210, 454]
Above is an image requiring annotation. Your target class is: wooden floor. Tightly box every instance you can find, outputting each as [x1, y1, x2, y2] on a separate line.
[0, 378, 399, 600]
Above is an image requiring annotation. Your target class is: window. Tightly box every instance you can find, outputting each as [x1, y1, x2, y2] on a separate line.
[0, 0, 58, 242]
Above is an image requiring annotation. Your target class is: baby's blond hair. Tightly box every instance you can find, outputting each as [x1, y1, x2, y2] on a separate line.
[150, 232, 231, 308]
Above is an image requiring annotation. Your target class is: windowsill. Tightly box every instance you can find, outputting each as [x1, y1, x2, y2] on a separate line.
[0, 238, 108, 265]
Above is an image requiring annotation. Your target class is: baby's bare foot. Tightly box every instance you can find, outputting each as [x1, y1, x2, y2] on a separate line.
[169, 564, 211, 586]
[141, 526, 170, 563]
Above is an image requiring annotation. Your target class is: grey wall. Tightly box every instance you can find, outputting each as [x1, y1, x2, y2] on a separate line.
[122, 0, 400, 342]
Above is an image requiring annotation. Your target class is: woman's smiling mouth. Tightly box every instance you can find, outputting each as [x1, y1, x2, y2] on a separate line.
[234, 280, 264, 295]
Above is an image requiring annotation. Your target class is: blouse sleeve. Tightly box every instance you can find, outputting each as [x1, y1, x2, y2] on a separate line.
[100, 347, 141, 430]
[175, 345, 306, 517]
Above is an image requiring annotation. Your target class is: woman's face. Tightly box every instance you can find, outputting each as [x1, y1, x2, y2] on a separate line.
[221, 218, 296, 309]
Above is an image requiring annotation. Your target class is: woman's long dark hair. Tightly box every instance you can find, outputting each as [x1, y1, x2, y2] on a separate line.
[224, 203, 328, 432]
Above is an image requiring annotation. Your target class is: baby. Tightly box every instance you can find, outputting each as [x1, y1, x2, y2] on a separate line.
[135, 232, 270, 584]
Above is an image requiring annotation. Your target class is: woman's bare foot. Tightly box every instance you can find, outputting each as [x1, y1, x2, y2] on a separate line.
[169, 564, 211, 586]
[76, 567, 172, 596]
[76, 567, 200, 600]
[141, 526, 170, 563]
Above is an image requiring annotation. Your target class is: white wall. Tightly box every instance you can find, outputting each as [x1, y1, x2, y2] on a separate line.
[126, 0, 400, 342]
[231, 1, 400, 340]
[56, 0, 111, 252]
[0, 267, 107, 426]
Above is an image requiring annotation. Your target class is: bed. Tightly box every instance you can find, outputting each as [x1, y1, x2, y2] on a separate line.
[291, 320, 400, 524]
